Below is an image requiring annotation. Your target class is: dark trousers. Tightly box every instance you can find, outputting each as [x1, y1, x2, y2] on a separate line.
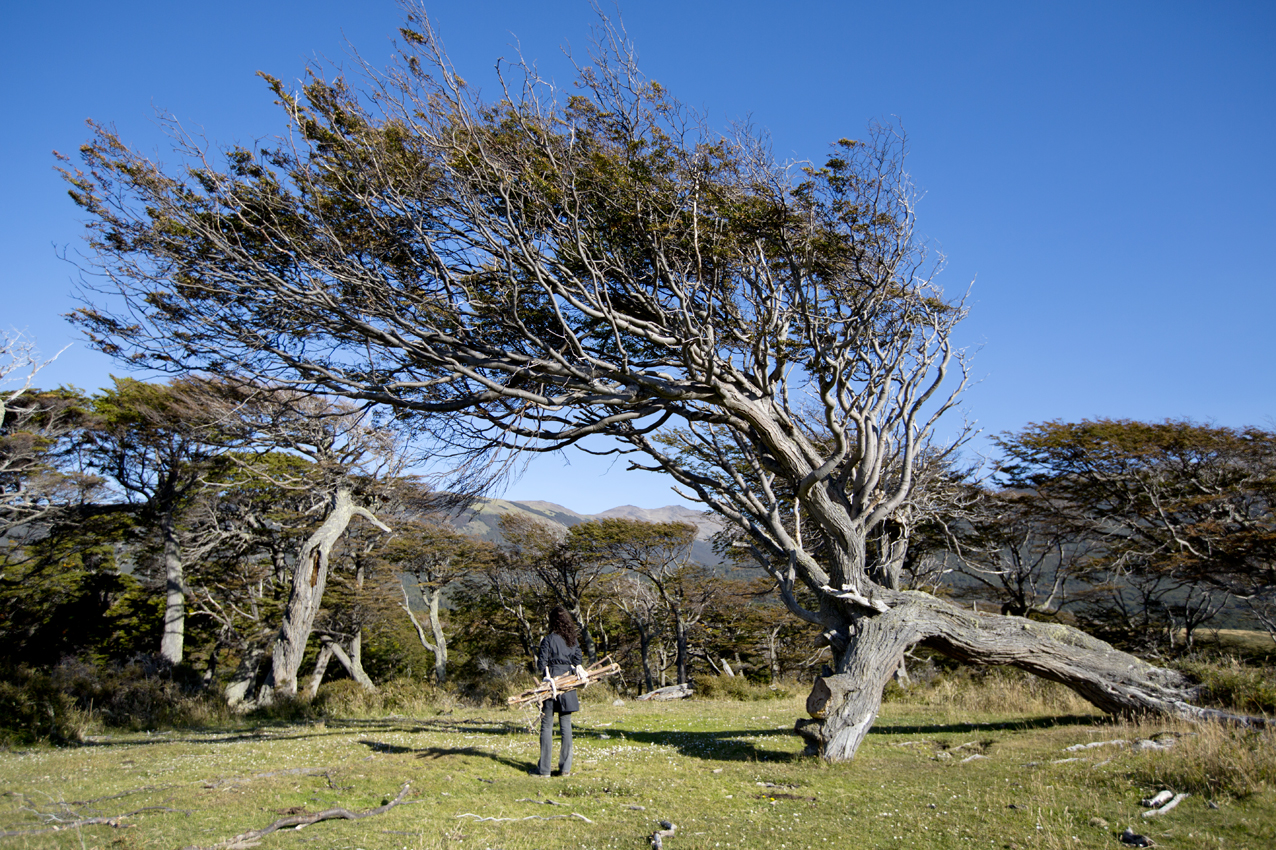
[538, 700, 573, 776]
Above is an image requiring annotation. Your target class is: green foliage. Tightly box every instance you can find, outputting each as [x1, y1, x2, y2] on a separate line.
[50, 657, 227, 731]
[0, 522, 159, 668]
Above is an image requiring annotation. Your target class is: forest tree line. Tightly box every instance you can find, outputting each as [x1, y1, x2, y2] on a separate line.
[4, 366, 1273, 710]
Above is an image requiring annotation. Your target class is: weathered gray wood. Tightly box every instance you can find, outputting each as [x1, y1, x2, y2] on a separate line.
[259, 486, 389, 702]
[637, 683, 693, 702]
[797, 590, 1243, 761]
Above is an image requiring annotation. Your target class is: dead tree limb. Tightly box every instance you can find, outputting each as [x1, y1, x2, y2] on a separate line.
[506, 657, 622, 707]
[187, 782, 411, 850]
[0, 807, 190, 837]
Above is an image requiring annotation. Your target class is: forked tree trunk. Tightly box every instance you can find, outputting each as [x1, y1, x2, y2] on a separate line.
[400, 581, 449, 683]
[225, 644, 267, 708]
[796, 590, 1229, 762]
[259, 486, 389, 703]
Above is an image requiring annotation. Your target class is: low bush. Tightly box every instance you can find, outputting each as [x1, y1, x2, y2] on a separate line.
[52, 657, 229, 731]
[1178, 656, 1276, 715]
[0, 666, 84, 745]
[694, 674, 790, 701]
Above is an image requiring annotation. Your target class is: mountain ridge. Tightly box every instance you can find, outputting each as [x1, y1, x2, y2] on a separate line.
[444, 497, 724, 565]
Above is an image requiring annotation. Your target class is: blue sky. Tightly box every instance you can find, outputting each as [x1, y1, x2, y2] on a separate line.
[3, 1, 1273, 512]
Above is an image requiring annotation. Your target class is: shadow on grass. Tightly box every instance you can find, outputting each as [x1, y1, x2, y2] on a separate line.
[75, 715, 529, 749]
[356, 739, 532, 772]
[871, 714, 1106, 736]
[604, 727, 805, 764]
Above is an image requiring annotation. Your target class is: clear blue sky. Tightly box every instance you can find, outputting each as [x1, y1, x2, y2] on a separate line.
[3, 1, 1273, 512]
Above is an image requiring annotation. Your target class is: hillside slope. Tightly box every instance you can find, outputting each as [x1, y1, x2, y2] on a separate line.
[444, 498, 725, 566]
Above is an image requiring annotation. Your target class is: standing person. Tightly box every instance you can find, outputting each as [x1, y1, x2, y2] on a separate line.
[535, 605, 590, 777]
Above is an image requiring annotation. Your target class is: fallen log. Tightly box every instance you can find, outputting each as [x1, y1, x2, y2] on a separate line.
[506, 657, 622, 707]
[637, 683, 692, 701]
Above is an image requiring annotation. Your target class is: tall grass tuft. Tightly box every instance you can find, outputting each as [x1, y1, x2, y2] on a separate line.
[1179, 656, 1276, 715]
[885, 663, 1095, 716]
[1120, 720, 1276, 799]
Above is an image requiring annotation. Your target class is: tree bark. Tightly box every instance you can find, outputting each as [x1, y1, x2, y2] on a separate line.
[225, 645, 266, 708]
[259, 486, 388, 702]
[321, 634, 376, 691]
[306, 643, 334, 698]
[158, 506, 186, 665]
[797, 590, 1210, 761]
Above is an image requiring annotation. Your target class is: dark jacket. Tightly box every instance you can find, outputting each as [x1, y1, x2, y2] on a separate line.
[537, 632, 583, 714]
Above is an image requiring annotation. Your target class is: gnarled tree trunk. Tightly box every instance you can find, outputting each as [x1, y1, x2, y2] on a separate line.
[796, 590, 1224, 761]
[258, 485, 389, 703]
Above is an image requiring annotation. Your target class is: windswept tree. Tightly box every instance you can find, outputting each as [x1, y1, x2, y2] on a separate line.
[995, 419, 1276, 651]
[85, 377, 229, 665]
[572, 517, 706, 684]
[498, 514, 608, 663]
[61, 4, 1239, 758]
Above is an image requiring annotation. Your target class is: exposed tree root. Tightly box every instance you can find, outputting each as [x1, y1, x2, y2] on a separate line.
[185, 782, 411, 850]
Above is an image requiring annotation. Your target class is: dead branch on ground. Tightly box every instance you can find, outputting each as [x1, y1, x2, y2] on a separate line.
[186, 782, 411, 850]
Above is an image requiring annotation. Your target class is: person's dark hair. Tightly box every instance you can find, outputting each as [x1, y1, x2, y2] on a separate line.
[549, 605, 578, 648]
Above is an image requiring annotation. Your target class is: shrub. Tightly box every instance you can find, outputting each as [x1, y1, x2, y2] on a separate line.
[694, 674, 790, 701]
[462, 657, 533, 707]
[52, 656, 228, 731]
[1178, 656, 1276, 715]
[0, 666, 84, 745]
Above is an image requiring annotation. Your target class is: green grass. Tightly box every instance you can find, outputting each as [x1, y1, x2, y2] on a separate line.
[0, 690, 1273, 850]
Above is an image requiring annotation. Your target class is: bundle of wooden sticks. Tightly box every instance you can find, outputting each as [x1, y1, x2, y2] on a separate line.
[506, 657, 622, 706]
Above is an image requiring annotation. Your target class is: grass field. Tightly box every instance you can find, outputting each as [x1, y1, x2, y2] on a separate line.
[1, 682, 1273, 850]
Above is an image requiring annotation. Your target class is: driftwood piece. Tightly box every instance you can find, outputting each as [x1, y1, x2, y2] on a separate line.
[637, 683, 692, 701]
[185, 782, 411, 850]
[506, 657, 622, 707]
[1142, 792, 1188, 818]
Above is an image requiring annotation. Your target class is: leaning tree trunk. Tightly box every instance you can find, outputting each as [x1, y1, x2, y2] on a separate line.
[307, 634, 376, 696]
[796, 590, 1228, 762]
[158, 506, 186, 666]
[259, 486, 389, 703]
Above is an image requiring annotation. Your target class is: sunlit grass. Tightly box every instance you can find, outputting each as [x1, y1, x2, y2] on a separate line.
[0, 686, 1272, 849]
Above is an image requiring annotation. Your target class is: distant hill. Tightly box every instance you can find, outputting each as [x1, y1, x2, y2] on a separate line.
[443, 497, 725, 566]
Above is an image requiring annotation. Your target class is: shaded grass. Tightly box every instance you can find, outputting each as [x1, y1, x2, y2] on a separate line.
[1, 690, 1273, 850]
